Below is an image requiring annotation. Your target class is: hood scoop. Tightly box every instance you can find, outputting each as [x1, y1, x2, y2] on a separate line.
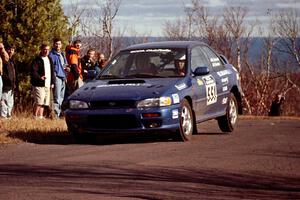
[108, 79, 145, 84]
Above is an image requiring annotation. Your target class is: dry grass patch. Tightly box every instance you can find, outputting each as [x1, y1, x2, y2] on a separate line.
[0, 117, 71, 144]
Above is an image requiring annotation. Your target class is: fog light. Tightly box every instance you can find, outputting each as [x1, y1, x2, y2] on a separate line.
[143, 120, 162, 128]
[149, 122, 160, 128]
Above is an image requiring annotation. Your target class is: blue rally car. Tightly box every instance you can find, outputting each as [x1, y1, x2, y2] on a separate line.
[65, 41, 243, 142]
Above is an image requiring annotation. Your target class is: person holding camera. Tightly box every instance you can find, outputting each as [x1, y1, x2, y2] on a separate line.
[81, 48, 100, 82]
[269, 93, 285, 116]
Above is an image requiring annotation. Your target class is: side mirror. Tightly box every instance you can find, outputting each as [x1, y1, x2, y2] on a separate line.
[193, 66, 210, 76]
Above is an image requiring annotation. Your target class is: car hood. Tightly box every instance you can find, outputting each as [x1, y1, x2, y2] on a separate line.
[70, 78, 184, 101]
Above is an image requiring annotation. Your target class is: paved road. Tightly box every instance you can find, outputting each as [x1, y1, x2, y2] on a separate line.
[0, 118, 299, 199]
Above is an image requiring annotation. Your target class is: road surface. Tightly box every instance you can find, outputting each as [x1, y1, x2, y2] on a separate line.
[0, 118, 299, 199]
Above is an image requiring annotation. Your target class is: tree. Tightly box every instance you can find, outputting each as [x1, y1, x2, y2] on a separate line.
[64, 0, 153, 59]
[0, 0, 70, 64]
[74, 0, 122, 59]
[161, 1, 300, 116]
[163, 0, 201, 40]
[223, 6, 249, 72]
[240, 8, 300, 116]
[275, 8, 300, 68]
[0, 0, 71, 112]
[63, 0, 86, 43]
[273, 8, 300, 115]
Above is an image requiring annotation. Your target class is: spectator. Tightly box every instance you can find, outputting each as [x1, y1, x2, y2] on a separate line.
[30, 43, 55, 119]
[0, 43, 10, 64]
[0, 43, 9, 115]
[0, 49, 3, 103]
[49, 38, 68, 118]
[269, 93, 285, 116]
[65, 39, 83, 95]
[0, 45, 16, 119]
[99, 53, 107, 70]
[81, 48, 100, 82]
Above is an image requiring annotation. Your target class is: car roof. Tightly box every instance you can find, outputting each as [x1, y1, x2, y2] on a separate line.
[123, 40, 207, 51]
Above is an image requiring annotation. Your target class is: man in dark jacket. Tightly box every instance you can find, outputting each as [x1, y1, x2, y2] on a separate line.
[31, 43, 55, 119]
[269, 93, 285, 116]
[81, 48, 100, 82]
[0, 45, 16, 119]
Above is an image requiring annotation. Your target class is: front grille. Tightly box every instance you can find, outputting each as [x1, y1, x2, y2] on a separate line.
[90, 100, 136, 109]
[87, 114, 140, 129]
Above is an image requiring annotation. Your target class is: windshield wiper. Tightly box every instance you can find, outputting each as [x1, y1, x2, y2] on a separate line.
[124, 73, 163, 78]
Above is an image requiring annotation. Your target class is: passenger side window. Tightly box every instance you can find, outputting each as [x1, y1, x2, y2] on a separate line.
[201, 46, 224, 71]
[191, 46, 211, 72]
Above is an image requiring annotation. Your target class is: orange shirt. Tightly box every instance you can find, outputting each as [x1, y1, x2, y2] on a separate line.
[66, 45, 83, 82]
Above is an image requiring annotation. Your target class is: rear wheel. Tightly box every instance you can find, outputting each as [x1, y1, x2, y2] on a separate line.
[217, 93, 238, 132]
[177, 99, 194, 141]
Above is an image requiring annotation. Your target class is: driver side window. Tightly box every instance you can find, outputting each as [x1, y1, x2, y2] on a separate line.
[191, 46, 211, 72]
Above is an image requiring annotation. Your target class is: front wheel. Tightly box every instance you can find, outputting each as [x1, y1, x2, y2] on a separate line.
[217, 93, 238, 132]
[177, 99, 194, 141]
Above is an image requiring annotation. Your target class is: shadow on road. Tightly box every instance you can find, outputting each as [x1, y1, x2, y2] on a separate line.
[7, 130, 181, 145]
[7, 130, 73, 145]
[0, 163, 299, 199]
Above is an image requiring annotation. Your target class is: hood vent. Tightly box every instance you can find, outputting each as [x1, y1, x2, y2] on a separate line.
[108, 79, 145, 84]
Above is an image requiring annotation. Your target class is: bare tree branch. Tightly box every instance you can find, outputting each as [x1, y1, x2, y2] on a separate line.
[275, 9, 300, 67]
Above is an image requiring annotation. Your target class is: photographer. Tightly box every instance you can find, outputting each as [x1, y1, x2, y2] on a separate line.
[269, 93, 285, 116]
[81, 48, 100, 82]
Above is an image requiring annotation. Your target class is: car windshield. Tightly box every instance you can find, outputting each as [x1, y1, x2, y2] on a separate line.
[99, 48, 187, 79]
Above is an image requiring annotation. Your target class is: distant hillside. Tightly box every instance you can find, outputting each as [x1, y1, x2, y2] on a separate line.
[247, 37, 299, 72]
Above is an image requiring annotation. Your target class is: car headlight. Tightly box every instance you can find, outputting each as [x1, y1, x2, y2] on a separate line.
[137, 97, 172, 108]
[69, 100, 89, 109]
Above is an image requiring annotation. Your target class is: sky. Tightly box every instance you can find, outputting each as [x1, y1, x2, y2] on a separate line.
[61, 0, 300, 36]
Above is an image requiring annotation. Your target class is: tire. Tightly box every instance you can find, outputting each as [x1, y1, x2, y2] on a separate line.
[177, 99, 194, 141]
[217, 93, 238, 132]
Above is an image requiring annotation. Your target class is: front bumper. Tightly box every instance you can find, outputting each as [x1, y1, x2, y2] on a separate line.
[65, 104, 181, 134]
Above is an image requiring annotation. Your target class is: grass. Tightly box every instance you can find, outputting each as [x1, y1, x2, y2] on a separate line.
[0, 117, 70, 144]
[0, 115, 299, 144]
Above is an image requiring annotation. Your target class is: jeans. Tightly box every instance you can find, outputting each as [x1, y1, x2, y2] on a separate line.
[53, 76, 66, 117]
[0, 90, 14, 118]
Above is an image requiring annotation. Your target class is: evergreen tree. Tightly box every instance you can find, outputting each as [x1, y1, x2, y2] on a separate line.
[0, 0, 71, 64]
[0, 0, 71, 113]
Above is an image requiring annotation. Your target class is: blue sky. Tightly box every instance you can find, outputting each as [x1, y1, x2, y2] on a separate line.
[61, 0, 300, 36]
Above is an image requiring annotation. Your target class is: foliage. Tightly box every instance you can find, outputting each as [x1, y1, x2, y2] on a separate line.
[162, 0, 300, 116]
[0, 0, 71, 114]
[0, 0, 71, 64]
[69, 0, 122, 59]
